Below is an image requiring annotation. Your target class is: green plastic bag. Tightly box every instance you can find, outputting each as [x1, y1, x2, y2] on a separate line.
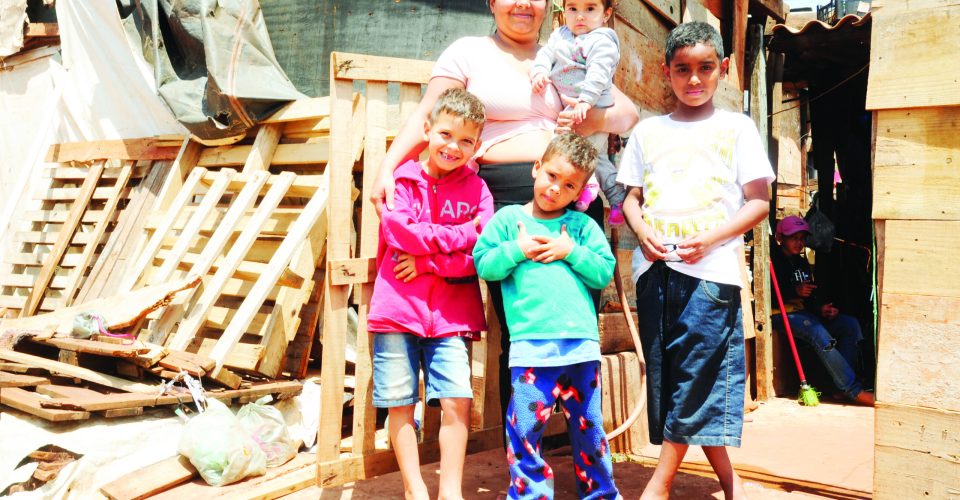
[178, 399, 266, 486]
[237, 395, 297, 467]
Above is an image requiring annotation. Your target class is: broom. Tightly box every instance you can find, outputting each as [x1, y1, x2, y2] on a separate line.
[768, 260, 820, 406]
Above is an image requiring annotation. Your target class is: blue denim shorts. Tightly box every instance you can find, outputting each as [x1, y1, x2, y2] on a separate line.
[372, 333, 473, 408]
[635, 262, 745, 447]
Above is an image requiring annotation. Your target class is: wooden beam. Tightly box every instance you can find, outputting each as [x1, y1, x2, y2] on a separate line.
[45, 137, 184, 163]
[327, 257, 377, 286]
[331, 52, 434, 85]
[0, 371, 50, 388]
[263, 96, 331, 123]
[196, 142, 329, 168]
[749, 0, 785, 23]
[242, 123, 284, 173]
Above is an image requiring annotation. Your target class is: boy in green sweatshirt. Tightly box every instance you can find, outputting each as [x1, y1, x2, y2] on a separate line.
[474, 133, 619, 499]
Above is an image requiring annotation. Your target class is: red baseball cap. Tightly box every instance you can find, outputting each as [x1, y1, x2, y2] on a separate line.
[776, 215, 810, 236]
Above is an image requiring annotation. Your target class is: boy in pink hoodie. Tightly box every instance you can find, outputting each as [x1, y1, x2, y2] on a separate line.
[368, 88, 494, 500]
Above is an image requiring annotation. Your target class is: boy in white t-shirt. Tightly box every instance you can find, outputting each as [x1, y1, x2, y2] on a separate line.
[531, 0, 626, 225]
[616, 21, 774, 500]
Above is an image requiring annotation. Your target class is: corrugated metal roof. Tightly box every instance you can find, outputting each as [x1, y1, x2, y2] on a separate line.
[768, 13, 871, 81]
[770, 13, 871, 37]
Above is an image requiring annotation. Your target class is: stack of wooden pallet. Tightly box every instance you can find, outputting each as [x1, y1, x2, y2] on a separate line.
[0, 96, 351, 421]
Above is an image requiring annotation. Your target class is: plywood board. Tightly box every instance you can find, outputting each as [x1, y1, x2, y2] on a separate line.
[876, 293, 960, 411]
[873, 107, 960, 220]
[874, 403, 960, 500]
[613, 18, 674, 115]
[880, 220, 960, 298]
[866, 5, 960, 110]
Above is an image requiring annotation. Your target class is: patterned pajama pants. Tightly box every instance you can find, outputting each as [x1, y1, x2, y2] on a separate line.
[505, 362, 620, 499]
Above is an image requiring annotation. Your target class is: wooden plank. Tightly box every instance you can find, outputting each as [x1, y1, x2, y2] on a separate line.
[45, 137, 184, 163]
[873, 107, 960, 220]
[598, 312, 640, 354]
[155, 140, 204, 212]
[866, 6, 960, 110]
[44, 165, 147, 181]
[36, 184, 130, 202]
[749, 0, 785, 22]
[37, 338, 149, 358]
[119, 167, 208, 293]
[318, 56, 356, 463]
[196, 142, 329, 168]
[144, 207, 302, 236]
[731, 0, 748, 91]
[263, 96, 331, 123]
[0, 371, 50, 388]
[25, 23, 59, 37]
[331, 52, 433, 84]
[0, 350, 160, 394]
[882, 220, 960, 298]
[59, 161, 135, 307]
[20, 161, 105, 317]
[0, 387, 90, 421]
[876, 293, 960, 411]
[208, 175, 329, 376]
[166, 173, 296, 352]
[242, 123, 284, 173]
[875, 403, 960, 500]
[21, 210, 106, 226]
[0, 276, 200, 336]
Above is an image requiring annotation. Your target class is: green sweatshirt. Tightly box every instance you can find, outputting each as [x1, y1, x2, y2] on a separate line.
[473, 205, 615, 341]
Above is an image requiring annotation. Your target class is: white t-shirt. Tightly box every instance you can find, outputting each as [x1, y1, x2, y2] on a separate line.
[616, 109, 775, 287]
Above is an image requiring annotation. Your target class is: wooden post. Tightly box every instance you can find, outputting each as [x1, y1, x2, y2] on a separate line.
[749, 24, 775, 400]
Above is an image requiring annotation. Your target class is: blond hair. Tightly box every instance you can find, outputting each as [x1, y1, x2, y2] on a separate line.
[429, 88, 486, 129]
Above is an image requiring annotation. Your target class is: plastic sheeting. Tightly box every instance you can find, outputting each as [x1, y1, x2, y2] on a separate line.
[118, 0, 305, 141]
[0, 0, 186, 266]
[0, 0, 28, 57]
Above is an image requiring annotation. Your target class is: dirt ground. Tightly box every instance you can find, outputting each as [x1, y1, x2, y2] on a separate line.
[287, 397, 873, 499]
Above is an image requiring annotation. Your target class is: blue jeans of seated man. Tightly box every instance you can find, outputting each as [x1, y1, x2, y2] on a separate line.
[773, 311, 863, 399]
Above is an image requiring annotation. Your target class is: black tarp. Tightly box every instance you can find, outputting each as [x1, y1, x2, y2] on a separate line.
[118, 0, 305, 141]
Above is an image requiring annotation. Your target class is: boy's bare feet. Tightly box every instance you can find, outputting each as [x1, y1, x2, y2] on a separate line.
[853, 390, 875, 406]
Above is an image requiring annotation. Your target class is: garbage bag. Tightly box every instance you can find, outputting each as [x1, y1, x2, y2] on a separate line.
[237, 396, 296, 467]
[177, 399, 266, 486]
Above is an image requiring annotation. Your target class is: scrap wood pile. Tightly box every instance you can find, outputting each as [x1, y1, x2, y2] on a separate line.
[0, 96, 356, 424]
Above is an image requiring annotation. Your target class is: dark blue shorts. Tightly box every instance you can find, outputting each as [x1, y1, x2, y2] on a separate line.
[635, 262, 745, 447]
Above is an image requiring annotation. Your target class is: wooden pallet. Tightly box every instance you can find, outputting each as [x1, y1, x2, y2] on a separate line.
[0, 138, 184, 315]
[123, 146, 330, 378]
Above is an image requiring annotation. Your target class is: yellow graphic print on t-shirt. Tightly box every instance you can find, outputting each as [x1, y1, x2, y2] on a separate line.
[640, 126, 738, 244]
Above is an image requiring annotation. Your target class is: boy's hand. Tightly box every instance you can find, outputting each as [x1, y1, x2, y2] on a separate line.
[531, 224, 575, 263]
[516, 221, 540, 259]
[820, 303, 839, 320]
[795, 282, 817, 298]
[572, 101, 592, 125]
[676, 231, 720, 264]
[637, 226, 669, 262]
[393, 252, 418, 282]
[531, 73, 551, 94]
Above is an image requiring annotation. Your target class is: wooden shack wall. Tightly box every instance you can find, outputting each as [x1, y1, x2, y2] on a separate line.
[866, 1, 960, 497]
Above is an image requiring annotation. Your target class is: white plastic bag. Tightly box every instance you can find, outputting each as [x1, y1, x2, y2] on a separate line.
[237, 396, 296, 467]
[177, 399, 266, 486]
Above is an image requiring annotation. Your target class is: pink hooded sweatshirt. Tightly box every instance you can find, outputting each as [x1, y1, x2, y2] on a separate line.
[367, 159, 494, 338]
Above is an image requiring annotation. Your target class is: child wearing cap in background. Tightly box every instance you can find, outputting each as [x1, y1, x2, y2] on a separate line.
[771, 215, 874, 406]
